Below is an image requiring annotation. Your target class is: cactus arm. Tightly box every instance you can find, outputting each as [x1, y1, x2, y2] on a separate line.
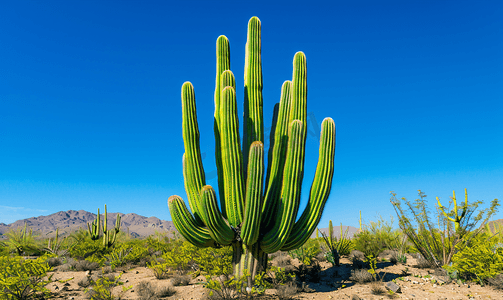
[115, 213, 121, 234]
[214, 36, 231, 216]
[243, 16, 263, 170]
[437, 189, 470, 232]
[261, 81, 292, 230]
[241, 141, 265, 245]
[261, 120, 306, 253]
[87, 208, 100, 240]
[281, 118, 336, 250]
[220, 86, 245, 227]
[181, 82, 206, 226]
[199, 185, 235, 245]
[459, 188, 468, 219]
[168, 195, 215, 248]
[290, 52, 307, 126]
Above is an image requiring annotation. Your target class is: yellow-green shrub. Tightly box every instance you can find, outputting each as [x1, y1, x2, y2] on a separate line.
[451, 233, 503, 284]
[0, 255, 53, 300]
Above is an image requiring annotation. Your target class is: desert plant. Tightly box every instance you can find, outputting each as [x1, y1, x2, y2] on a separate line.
[349, 269, 373, 283]
[85, 273, 123, 300]
[167, 16, 336, 285]
[3, 223, 39, 256]
[0, 255, 53, 300]
[451, 232, 503, 285]
[390, 189, 500, 268]
[275, 282, 298, 300]
[171, 274, 191, 286]
[87, 205, 121, 249]
[320, 220, 354, 266]
[288, 241, 319, 265]
[352, 215, 397, 259]
[42, 228, 75, 257]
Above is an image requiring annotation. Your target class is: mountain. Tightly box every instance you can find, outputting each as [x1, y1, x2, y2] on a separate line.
[0, 210, 176, 239]
[312, 225, 360, 239]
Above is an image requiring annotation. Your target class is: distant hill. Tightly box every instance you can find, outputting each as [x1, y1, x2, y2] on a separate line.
[312, 225, 360, 239]
[0, 209, 364, 241]
[486, 219, 503, 233]
[0, 210, 176, 239]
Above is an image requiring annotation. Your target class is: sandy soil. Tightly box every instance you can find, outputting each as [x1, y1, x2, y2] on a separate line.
[44, 255, 502, 300]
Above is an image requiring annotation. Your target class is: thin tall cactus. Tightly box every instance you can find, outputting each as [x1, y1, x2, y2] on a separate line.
[168, 16, 336, 282]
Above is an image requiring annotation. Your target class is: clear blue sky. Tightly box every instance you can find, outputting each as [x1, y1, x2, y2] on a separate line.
[1, 1, 502, 228]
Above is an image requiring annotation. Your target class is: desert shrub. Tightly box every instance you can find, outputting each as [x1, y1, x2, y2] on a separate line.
[390, 189, 500, 268]
[294, 262, 321, 283]
[0, 255, 53, 300]
[349, 269, 373, 283]
[350, 257, 368, 269]
[156, 285, 176, 298]
[486, 274, 503, 290]
[136, 281, 177, 300]
[3, 224, 40, 256]
[268, 266, 296, 286]
[85, 273, 122, 300]
[193, 244, 233, 276]
[136, 281, 156, 300]
[205, 271, 271, 300]
[75, 259, 100, 271]
[46, 256, 63, 267]
[78, 276, 92, 288]
[275, 282, 298, 300]
[370, 281, 386, 295]
[414, 253, 432, 269]
[288, 241, 320, 265]
[69, 237, 105, 260]
[171, 274, 191, 286]
[109, 240, 149, 267]
[272, 254, 291, 268]
[451, 233, 503, 285]
[352, 215, 399, 258]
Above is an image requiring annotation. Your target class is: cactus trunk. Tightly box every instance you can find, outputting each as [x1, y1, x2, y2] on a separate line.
[232, 241, 268, 285]
[168, 16, 336, 284]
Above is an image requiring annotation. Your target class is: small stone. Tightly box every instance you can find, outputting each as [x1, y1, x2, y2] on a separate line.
[385, 281, 401, 293]
[350, 295, 361, 300]
[125, 279, 129, 283]
[136, 271, 139, 274]
[412, 280, 419, 284]
[64, 283, 70, 286]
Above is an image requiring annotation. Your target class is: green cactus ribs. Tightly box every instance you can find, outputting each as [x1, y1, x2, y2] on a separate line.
[86, 204, 121, 249]
[167, 16, 336, 282]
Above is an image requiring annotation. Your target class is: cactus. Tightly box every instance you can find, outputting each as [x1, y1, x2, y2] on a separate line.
[437, 189, 468, 232]
[168, 16, 336, 281]
[87, 205, 121, 248]
[87, 208, 100, 240]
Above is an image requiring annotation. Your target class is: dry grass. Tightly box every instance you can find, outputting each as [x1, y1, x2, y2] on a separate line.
[370, 282, 386, 295]
[275, 282, 298, 300]
[349, 269, 373, 283]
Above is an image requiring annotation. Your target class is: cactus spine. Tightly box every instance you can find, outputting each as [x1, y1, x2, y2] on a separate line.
[168, 16, 336, 282]
[437, 189, 468, 232]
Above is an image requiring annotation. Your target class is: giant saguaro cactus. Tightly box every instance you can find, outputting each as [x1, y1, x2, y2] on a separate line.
[168, 16, 336, 281]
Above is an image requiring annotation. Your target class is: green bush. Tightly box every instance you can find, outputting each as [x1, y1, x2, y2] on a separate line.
[288, 240, 320, 265]
[451, 233, 503, 285]
[353, 215, 399, 258]
[3, 224, 40, 256]
[0, 255, 53, 300]
[149, 240, 232, 277]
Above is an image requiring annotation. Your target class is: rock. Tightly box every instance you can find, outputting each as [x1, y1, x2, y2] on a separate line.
[64, 283, 70, 286]
[385, 281, 401, 293]
[350, 295, 361, 300]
